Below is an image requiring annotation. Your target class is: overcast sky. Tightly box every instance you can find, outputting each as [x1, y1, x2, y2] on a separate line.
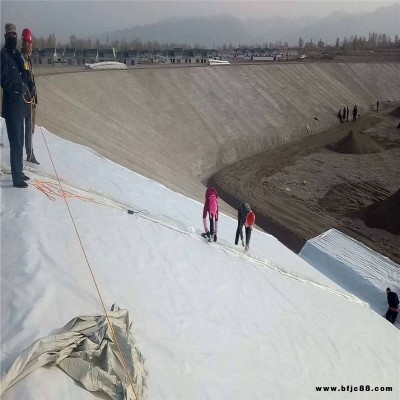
[1, 1, 396, 41]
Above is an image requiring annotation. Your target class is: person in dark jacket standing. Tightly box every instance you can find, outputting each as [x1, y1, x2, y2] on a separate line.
[385, 288, 399, 324]
[21, 28, 39, 165]
[337, 109, 342, 123]
[1, 23, 29, 188]
[352, 105, 357, 122]
[235, 202, 256, 252]
[346, 106, 349, 122]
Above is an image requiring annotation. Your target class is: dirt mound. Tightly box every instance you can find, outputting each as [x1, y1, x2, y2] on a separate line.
[327, 131, 384, 154]
[389, 106, 400, 118]
[319, 181, 390, 215]
[364, 189, 400, 235]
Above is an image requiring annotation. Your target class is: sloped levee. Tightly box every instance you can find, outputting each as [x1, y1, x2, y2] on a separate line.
[35, 63, 400, 199]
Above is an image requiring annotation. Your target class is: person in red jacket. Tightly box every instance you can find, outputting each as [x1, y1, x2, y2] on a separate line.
[201, 187, 219, 242]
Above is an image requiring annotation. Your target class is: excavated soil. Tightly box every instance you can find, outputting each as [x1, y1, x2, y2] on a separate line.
[364, 189, 400, 235]
[211, 103, 400, 264]
[326, 130, 384, 154]
[389, 106, 400, 118]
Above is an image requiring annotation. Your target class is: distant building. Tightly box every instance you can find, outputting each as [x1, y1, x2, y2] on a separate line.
[242, 48, 253, 61]
[81, 49, 98, 64]
[54, 48, 65, 64]
[251, 48, 275, 61]
[183, 50, 195, 64]
[30, 45, 305, 69]
[37, 48, 56, 65]
[126, 50, 138, 65]
[173, 48, 183, 64]
[162, 50, 174, 63]
[193, 49, 208, 64]
[252, 55, 275, 61]
[137, 50, 150, 64]
[116, 51, 125, 63]
[98, 49, 115, 62]
[63, 48, 78, 65]
[150, 49, 165, 64]
[218, 50, 230, 59]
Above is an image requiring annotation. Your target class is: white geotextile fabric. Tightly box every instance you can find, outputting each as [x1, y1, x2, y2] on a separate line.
[85, 61, 128, 70]
[1, 304, 148, 400]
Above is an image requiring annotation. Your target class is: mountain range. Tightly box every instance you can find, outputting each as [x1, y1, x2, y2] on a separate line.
[95, 3, 399, 47]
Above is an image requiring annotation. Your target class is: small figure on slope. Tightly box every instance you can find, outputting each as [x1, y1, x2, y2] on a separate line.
[385, 287, 399, 324]
[235, 202, 256, 252]
[201, 187, 219, 242]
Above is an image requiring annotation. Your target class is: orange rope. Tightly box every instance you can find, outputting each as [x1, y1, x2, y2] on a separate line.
[38, 127, 140, 400]
[33, 179, 95, 203]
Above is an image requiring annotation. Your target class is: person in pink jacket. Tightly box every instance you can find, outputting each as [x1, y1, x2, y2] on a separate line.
[201, 187, 219, 242]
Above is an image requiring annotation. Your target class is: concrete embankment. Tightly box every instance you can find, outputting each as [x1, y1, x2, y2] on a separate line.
[34, 63, 400, 200]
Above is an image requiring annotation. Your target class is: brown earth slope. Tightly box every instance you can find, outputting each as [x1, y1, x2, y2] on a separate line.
[32, 63, 400, 204]
[211, 104, 400, 264]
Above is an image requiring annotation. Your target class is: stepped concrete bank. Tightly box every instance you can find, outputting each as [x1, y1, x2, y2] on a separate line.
[35, 63, 400, 200]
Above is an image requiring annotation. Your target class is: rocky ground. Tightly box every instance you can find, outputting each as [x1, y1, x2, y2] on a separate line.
[211, 102, 400, 264]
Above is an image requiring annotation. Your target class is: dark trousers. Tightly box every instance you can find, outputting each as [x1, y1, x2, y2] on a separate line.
[24, 110, 33, 158]
[5, 114, 24, 185]
[209, 214, 216, 236]
[235, 223, 252, 246]
[386, 309, 398, 324]
[235, 207, 252, 246]
[235, 222, 244, 245]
